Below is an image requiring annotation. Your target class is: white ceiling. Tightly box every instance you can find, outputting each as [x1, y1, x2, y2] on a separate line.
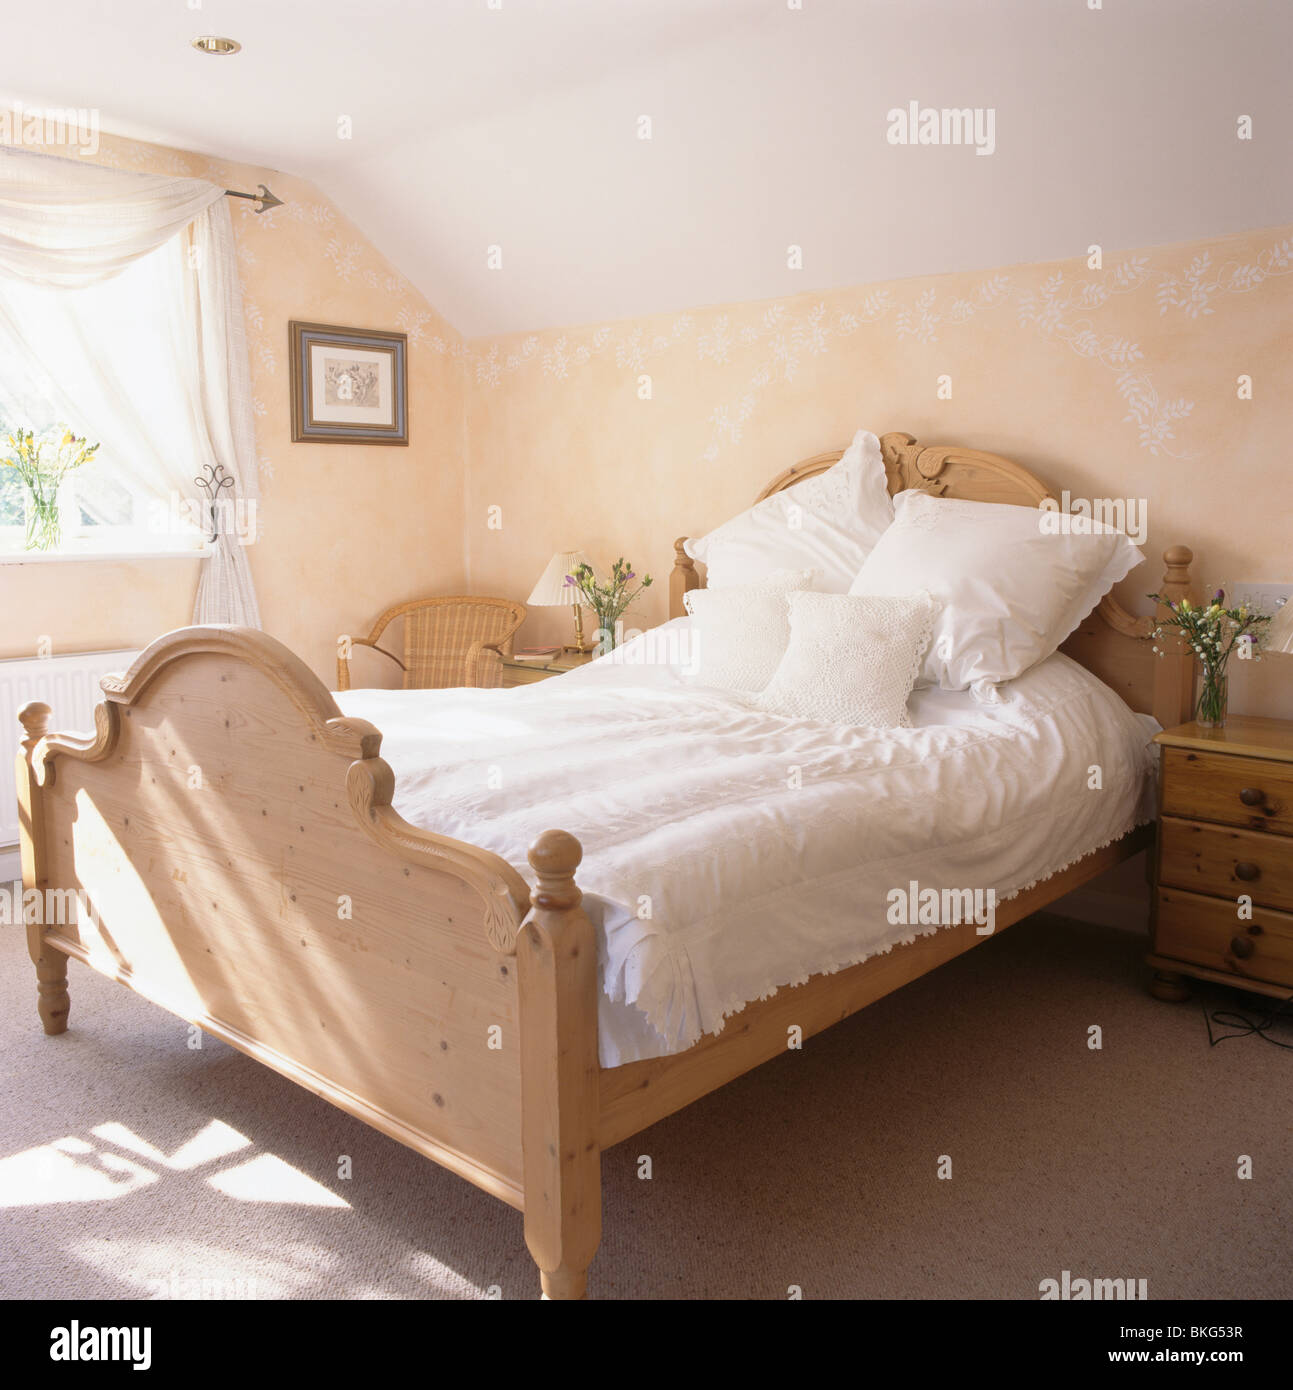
[3, 0, 1291, 337]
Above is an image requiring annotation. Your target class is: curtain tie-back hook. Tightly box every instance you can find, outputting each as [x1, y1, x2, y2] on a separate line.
[194, 463, 234, 542]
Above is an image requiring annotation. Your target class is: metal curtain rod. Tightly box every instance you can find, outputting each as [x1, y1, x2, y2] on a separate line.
[224, 183, 284, 214]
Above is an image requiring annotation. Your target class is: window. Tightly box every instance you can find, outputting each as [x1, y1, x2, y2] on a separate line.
[0, 422, 197, 557]
[0, 420, 186, 557]
[0, 238, 209, 559]
[0, 148, 259, 621]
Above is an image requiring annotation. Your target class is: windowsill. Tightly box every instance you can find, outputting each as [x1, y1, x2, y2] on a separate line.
[0, 544, 211, 564]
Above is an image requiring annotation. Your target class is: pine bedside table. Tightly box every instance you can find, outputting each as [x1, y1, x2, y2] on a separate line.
[501, 651, 594, 688]
[1149, 716, 1293, 1002]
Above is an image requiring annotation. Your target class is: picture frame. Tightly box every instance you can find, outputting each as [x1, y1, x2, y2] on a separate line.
[288, 321, 408, 445]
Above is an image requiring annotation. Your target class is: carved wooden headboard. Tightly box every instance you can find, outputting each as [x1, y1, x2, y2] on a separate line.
[669, 430, 1197, 729]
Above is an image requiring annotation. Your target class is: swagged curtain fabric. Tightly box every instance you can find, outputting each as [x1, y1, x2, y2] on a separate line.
[0, 145, 261, 625]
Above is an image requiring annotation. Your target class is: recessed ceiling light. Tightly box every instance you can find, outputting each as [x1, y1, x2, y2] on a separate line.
[191, 36, 241, 56]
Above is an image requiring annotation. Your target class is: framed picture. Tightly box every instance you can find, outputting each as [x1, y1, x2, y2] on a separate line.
[289, 321, 408, 445]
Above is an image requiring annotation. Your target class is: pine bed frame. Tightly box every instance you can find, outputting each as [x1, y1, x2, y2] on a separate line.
[15, 431, 1195, 1299]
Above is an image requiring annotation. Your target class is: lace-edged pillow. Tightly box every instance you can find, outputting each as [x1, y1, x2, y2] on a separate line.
[848, 488, 1144, 699]
[757, 591, 935, 727]
[683, 429, 893, 592]
[683, 568, 815, 692]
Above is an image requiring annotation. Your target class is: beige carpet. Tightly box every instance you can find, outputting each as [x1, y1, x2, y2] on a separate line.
[1, 911, 1288, 1301]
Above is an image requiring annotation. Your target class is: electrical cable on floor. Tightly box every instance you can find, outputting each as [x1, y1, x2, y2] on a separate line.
[1200, 989, 1293, 1050]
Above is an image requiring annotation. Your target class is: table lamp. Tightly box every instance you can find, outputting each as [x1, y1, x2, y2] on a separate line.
[528, 550, 595, 653]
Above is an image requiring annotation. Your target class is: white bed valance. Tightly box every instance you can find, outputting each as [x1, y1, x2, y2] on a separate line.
[0, 146, 260, 626]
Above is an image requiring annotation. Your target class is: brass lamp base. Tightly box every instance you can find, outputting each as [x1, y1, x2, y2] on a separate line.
[563, 603, 595, 654]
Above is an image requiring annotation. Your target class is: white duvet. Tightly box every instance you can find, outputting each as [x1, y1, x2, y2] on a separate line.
[337, 621, 1157, 1067]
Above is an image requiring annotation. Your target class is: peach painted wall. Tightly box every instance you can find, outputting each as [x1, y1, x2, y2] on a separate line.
[465, 225, 1293, 718]
[0, 130, 468, 687]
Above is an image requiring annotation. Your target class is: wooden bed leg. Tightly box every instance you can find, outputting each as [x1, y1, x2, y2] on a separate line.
[519, 830, 602, 1301]
[17, 702, 69, 1035]
[1148, 970, 1190, 1002]
[35, 952, 70, 1035]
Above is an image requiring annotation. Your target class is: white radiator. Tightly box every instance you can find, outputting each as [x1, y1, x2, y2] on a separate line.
[1, 648, 139, 849]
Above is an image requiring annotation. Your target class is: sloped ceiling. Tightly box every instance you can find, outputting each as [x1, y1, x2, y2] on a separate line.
[3, 0, 1291, 337]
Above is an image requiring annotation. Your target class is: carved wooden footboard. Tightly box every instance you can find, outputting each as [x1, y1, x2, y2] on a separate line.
[15, 625, 601, 1298]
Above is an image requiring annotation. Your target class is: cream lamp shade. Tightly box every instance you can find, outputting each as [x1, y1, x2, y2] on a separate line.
[527, 550, 592, 608]
[527, 550, 595, 652]
[1265, 598, 1293, 656]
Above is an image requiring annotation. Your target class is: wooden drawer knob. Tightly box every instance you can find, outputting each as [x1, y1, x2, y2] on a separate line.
[1234, 861, 1261, 881]
[1229, 934, 1255, 959]
[1239, 787, 1266, 807]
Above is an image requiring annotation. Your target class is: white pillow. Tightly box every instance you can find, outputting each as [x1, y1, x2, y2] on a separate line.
[848, 489, 1144, 697]
[684, 429, 893, 592]
[683, 569, 814, 692]
[758, 591, 935, 727]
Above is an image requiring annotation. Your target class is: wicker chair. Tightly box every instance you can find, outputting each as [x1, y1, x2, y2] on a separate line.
[335, 596, 527, 692]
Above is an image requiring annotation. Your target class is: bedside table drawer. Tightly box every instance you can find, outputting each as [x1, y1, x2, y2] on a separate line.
[1160, 748, 1293, 837]
[1159, 816, 1293, 912]
[1156, 885, 1293, 989]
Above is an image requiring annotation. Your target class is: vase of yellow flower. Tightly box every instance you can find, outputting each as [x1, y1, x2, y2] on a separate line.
[1148, 588, 1272, 730]
[2, 426, 100, 551]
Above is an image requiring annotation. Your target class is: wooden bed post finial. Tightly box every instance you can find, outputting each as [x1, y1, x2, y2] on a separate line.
[18, 701, 51, 753]
[1153, 545, 1196, 731]
[1161, 545, 1193, 593]
[519, 829, 602, 1300]
[529, 829, 584, 904]
[669, 537, 700, 622]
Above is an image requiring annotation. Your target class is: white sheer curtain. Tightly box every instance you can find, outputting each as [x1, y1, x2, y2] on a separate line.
[0, 145, 261, 625]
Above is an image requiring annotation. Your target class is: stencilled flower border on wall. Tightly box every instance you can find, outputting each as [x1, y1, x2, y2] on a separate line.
[45, 133, 1293, 476]
[463, 234, 1292, 466]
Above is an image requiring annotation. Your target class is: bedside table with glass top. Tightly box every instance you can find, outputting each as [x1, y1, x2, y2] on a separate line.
[501, 651, 594, 687]
[1149, 715, 1293, 1002]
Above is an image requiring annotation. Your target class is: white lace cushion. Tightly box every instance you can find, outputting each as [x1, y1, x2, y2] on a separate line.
[683, 429, 893, 592]
[848, 488, 1144, 695]
[756, 591, 935, 727]
[683, 569, 814, 692]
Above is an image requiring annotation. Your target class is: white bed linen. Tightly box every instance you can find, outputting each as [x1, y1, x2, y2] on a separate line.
[336, 620, 1158, 1068]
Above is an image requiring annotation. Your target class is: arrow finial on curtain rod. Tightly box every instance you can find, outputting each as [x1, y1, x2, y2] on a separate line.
[224, 184, 284, 214]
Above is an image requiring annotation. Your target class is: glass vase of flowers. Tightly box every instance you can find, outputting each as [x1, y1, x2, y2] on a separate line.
[565, 558, 653, 653]
[1148, 588, 1271, 729]
[2, 426, 100, 551]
